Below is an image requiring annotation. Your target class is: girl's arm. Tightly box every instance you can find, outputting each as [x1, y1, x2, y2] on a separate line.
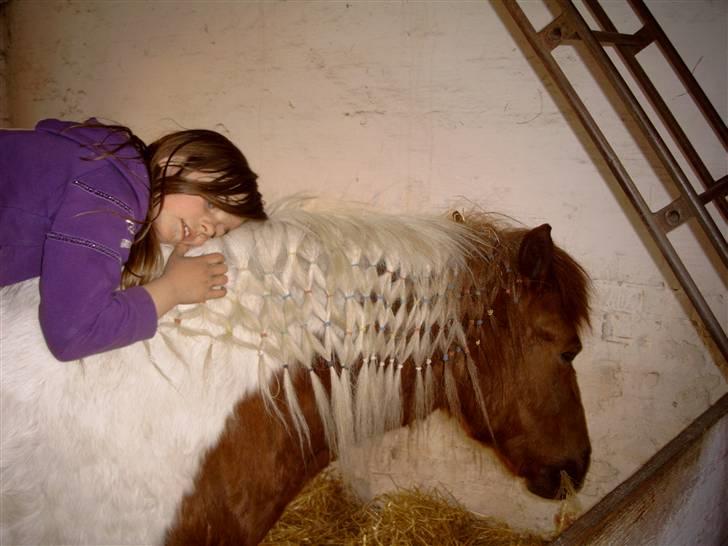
[38, 166, 157, 361]
[39, 238, 158, 362]
[38, 164, 231, 361]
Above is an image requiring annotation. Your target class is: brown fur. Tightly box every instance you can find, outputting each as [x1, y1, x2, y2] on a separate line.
[165, 218, 592, 544]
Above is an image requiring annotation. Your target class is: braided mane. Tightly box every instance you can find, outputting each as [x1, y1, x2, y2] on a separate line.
[161, 197, 588, 459]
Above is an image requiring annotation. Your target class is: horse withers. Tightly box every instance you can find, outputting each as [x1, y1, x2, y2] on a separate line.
[0, 198, 591, 545]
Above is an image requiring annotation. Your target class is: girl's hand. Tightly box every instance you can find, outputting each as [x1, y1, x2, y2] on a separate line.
[143, 244, 229, 317]
[164, 244, 229, 304]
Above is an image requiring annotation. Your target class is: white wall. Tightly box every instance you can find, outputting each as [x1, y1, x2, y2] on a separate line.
[6, 0, 727, 535]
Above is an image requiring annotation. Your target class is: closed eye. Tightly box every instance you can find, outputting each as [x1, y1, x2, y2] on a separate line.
[561, 342, 582, 363]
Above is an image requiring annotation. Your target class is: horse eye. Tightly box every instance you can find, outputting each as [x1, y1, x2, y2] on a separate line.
[561, 351, 577, 363]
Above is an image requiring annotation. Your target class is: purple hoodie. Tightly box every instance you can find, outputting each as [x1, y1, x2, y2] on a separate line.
[0, 119, 158, 361]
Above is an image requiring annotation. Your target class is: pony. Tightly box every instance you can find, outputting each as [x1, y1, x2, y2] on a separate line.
[0, 197, 591, 545]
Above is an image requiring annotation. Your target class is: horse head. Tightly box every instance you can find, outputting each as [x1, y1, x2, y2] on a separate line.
[452, 221, 591, 499]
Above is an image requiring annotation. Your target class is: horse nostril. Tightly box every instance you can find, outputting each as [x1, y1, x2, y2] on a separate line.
[525, 465, 563, 499]
[563, 458, 587, 491]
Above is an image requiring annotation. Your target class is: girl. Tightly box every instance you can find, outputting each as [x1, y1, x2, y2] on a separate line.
[0, 118, 266, 361]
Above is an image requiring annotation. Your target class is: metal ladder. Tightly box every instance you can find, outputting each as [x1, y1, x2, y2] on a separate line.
[501, 0, 727, 362]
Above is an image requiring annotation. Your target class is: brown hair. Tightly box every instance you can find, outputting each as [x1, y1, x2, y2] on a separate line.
[124, 129, 267, 287]
[78, 123, 266, 288]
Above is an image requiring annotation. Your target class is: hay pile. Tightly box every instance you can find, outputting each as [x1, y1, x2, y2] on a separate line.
[261, 471, 550, 545]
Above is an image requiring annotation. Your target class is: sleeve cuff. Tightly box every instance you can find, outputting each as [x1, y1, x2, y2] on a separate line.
[124, 285, 158, 340]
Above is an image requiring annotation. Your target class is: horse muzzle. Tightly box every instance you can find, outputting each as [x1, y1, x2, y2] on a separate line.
[523, 449, 591, 499]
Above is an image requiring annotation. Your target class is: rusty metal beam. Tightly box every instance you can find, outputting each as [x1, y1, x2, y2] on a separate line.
[591, 30, 650, 49]
[654, 176, 728, 234]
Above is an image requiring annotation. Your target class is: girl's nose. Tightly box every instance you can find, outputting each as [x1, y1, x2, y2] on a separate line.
[200, 219, 225, 239]
[199, 218, 215, 238]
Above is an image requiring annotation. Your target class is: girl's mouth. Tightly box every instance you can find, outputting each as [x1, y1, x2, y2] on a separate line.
[182, 221, 191, 240]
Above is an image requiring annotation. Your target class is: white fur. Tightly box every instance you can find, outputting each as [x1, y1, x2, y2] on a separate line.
[0, 197, 486, 544]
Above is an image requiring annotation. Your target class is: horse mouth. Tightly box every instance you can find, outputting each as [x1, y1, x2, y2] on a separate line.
[524, 463, 587, 500]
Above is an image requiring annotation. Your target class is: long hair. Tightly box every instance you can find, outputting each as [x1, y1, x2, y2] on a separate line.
[125, 129, 266, 287]
[75, 122, 267, 288]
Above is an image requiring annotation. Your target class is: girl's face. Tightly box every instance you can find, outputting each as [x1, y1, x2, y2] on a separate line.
[153, 194, 245, 246]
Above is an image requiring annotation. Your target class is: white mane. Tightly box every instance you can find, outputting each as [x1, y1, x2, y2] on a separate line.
[171, 196, 490, 457]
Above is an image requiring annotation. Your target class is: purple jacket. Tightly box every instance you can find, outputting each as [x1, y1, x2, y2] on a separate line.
[1, 119, 157, 361]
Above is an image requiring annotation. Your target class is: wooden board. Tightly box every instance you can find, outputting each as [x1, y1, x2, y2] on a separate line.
[553, 393, 728, 545]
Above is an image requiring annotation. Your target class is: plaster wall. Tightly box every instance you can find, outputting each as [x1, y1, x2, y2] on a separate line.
[5, 0, 727, 535]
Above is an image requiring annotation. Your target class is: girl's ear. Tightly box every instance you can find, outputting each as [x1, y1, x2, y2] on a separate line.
[518, 224, 554, 281]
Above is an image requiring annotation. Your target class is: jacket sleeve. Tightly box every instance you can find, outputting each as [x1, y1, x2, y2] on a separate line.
[39, 166, 157, 361]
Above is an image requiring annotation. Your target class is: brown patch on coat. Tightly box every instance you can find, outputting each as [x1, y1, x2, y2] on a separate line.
[164, 369, 332, 546]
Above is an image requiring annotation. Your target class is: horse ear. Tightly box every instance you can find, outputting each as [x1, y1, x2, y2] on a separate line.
[518, 224, 554, 281]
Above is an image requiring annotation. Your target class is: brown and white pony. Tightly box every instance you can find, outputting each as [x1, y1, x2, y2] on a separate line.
[0, 197, 590, 545]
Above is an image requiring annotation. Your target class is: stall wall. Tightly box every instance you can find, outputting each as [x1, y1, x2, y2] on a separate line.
[5, 0, 727, 535]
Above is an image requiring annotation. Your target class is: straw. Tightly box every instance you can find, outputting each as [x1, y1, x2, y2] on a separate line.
[261, 470, 548, 545]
